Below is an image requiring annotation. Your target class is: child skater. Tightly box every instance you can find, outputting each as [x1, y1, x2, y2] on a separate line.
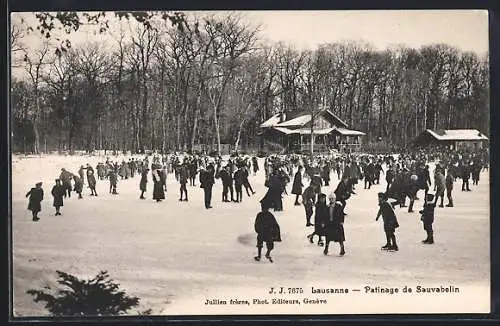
[420, 193, 436, 244]
[254, 204, 281, 263]
[375, 192, 399, 251]
[51, 179, 65, 216]
[307, 193, 328, 247]
[323, 192, 346, 256]
[26, 182, 44, 222]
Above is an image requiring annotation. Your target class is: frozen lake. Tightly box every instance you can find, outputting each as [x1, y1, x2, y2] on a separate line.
[10, 154, 490, 316]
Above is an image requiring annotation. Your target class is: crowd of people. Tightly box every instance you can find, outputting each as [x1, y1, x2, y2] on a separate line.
[25, 146, 489, 262]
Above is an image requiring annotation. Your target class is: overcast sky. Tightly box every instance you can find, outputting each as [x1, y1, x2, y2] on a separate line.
[11, 10, 489, 79]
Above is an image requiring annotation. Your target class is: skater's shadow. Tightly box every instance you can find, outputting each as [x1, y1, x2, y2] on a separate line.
[237, 233, 285, 246]
[237, 233, 255, 246]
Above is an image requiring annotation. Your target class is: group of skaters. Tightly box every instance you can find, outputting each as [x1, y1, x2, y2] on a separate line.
[253, 147, 488, 261]
[23, 146, 488, 264]
[25, 152, 261, 221]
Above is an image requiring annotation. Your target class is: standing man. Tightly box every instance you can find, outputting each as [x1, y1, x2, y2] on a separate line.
[445, 169, 454, 207]
[87, 167, 98, 196]
[139, 167, 149, 199]
[26, 182, 44, 221]
[200, 162, 215, 209]
[233, 166, 246, 203]
[179, 163, 189, 202]
[434, 169, 446, 208]
[254, 204, 281, 263]
[218, 165, 235, 203]
[461, 161, 471, 191]
[302, 185, 316, 227]
[108, 168, 118, 194]
[59, 168, 73, 198]
[292, 166, 304, 206]
[420, 193, 436, 244]
[375, 192, 399, 251]
[321, 163, 331, 187]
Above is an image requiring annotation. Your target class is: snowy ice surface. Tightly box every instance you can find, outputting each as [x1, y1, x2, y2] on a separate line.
[11, 154, 490, 316]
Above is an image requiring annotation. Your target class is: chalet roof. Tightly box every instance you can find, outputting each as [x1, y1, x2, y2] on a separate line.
[425, 129, 488, 141]
[276, 114, 312, 127]
[271, 127, 364, 136]
[260, 108, 349, 129]
[259, 114, 281, 128]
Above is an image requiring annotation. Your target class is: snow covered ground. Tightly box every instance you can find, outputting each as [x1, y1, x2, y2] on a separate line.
[11, 154, 490, 316]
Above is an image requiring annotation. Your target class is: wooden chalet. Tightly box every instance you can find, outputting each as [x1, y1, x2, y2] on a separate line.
[259, 109, 365, 153]
[414, 129, 489, 150]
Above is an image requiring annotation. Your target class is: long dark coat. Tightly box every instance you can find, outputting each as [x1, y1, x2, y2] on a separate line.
[252, 157, 259, 173]
[26, 187, 43, 212]
[140, 170, 148, 191]
[254, 211, 281, 242]
[314, 202, 329, 236]
[334, 180, 351, 201]
[326, 202, 345, 242]
[152, 170, 165, 200]
[51, 185, 65, 207]
[260, 174, 282, 210]
[73, 176, 83, 194]
[378, 201, 399, 232]
[291, 171, 303, 195]
[420, 203, 435, 225]
[87, 170, 97, 188]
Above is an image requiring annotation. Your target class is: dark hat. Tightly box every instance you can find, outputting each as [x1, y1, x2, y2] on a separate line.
[318, 193, 327, 199]
[36, 182, 42, 186]
[55, 178, 60, 182]
[426, 193, 435, 202]
[378, 192, 388, 200]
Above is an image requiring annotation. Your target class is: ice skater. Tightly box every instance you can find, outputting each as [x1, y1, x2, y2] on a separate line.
[420, 193, 436, 244]
[323, 192, 345, 256]
[375, 192, 399, 251]
[139, 167, 149, 199]
[302, 185, 315, 227]
[26, 182, 44, 222]
[254, 204, 281, 263]
[307, 193, 328, 247]
[108, 169, 118, 194]
[87, 168, 98, 196]
[291, 166, 304, 206]
[445, 169, 454, 207]
[51, 179, 65, 215]
[73, 175, 84, 199]
[179, 163, 189, 201]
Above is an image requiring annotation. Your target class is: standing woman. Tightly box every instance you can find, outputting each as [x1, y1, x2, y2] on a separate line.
[291, 166, 304, 206]
[152, 168, 165, 202]
[26, 182, 44, 221]
[73, 175, 84, 199]
[87, 168, 98, 196]
[307, 193, 328, 247]
[323, 192, 345, 256]
[51, 179, 65, 215]
[139, 167, 149, 199]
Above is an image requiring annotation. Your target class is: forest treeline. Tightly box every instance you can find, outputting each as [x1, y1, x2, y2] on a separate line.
[10, 12, 489, 154]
